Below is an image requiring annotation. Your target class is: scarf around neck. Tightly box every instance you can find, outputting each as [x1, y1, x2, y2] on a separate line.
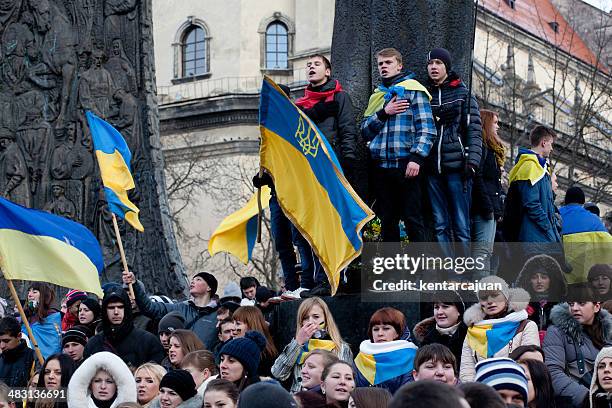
[436, 322, 460, 336]
[295, 80, 342, 110]
[354, 340, 418, 385]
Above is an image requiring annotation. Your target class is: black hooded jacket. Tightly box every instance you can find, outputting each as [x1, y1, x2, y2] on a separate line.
[426, 71, 482, 174]
[83, 287, 165, 369]
[0, 339, 35, 387]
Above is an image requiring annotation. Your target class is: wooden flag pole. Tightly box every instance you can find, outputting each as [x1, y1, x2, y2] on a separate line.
[256, 167, 264, 244]
[111, 213, 135, 299]
[6, 280, 44, 366]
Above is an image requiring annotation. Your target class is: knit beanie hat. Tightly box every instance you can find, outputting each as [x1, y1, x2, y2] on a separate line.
[478, 276, 531, 313]
[219, 331, 267, 378]
[427, 48, 452, 71]
[80, 297, 101, 320]
[588, 264, 612, 282]
[564, 186, 586, 205]
[584, 202, 601, 217]
[220, 282, 242, 304]
[255, 287, 275, 303]
[238, 382, 298, 408]
[158, 311, 186, 334]
[475, 357, 528, 404]
[194, 272, 218, 296]
[65, 290, 88, 308]
[159, 369, 197, 402]
[590, 346, 612, 405]
[432, 290, 465, 316]
[62, 325, 91, 347]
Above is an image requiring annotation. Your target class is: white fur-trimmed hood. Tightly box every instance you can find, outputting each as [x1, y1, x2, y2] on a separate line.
[464, 286, 531, 326]
[67, 351, 137, 408]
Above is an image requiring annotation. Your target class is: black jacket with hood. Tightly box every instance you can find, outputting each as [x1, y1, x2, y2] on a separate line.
[84, 287, 165, 369]
[426, 71, 482, 174]
[0, 339, 35, 387]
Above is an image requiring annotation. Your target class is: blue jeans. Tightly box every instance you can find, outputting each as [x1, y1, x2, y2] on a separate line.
[269, 195, 299, 291]
[428, 173, 472, 243]
[472, 215, 496, 278]
[291, 226, 324, 289]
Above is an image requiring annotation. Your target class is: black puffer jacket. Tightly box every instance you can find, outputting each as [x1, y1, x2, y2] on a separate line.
[426, 72, 482, 174]
[301, 79, 358, 162]
[472, 144, 504, 219]
[413, 317, 468, 367]
[83, 287, 165, 369]
[0, 340, 35, 387]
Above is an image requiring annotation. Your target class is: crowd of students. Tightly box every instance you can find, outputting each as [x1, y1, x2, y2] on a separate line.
[0, 45, 611, 408]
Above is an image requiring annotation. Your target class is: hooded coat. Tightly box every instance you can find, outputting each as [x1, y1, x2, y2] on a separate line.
[0, 339, 35, 387]
[459, 285, 539, 382]
[589, 347, 612, 408]
[83, 288, 165, 369]
[67, 351, 137, 408]
[544, 304, 612, 408]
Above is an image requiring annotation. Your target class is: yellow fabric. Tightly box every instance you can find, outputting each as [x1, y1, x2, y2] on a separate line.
[208, 186, 272, 264]
[95, 150, 143, 231]
[508, 154, 547, 186]
[0, 229, 103, 297]
[354, 352, 377, 384]
[466, 324, 493, 358]
[363, 79, 432, 117]
[563, 232, 612, 284]
[298, 339, 337, 364]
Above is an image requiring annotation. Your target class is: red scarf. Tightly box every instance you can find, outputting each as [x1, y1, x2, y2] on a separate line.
[295, 80, 343, 109]
[62, 311, 78, 332]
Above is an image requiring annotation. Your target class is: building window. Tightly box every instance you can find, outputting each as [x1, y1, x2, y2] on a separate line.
[182, 26, 207, 77]
[506, 0, 516, 9]
[265, 22, 288, 69]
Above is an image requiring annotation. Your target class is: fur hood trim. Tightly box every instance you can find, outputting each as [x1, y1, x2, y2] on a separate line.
[515, 254, 568, 297]
[149, 394, 204, 408]
[67, 351, 137, 408]
[413, 317, 436, 343]
[549, 303, 612, 343]
[464, 287, 531, 326]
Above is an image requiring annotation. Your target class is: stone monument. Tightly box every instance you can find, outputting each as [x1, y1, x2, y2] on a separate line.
[0, 0, 186, 297]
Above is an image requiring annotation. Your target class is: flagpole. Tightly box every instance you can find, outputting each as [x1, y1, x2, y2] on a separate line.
[6, 279, 44, 366]
[111, 213, 135, 299]
[256, 167, 263, 244]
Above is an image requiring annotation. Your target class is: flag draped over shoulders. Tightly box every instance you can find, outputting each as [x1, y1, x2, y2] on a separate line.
[466, 310, 528, 358]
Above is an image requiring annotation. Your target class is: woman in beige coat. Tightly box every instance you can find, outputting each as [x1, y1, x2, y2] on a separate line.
[460, 276, 540, 382]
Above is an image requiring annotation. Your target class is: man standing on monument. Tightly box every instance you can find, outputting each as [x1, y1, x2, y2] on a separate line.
[361, 48, 436, 242]
[425, 48, 482, 253]
[287, 54, 359, 298]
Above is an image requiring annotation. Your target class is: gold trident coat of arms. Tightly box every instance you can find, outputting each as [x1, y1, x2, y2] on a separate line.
[294, 116, 320, 158]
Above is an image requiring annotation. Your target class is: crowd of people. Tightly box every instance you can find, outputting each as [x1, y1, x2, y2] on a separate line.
[0, 46, 610, 408]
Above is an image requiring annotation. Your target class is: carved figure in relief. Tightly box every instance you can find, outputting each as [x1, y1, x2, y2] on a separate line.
[0, 23, 33, 90]
[50, 121, 93, 180]
[106, 38, 136, 93]
[0, 127, 30, 206]
[111, 88, 141, 166]
[43, 181, 76, 220]
[78, 49, 115, 118]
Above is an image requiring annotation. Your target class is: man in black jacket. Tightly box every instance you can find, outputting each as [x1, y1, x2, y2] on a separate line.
[84, 286, 164, 369]
[426, 48, 482, 258]
[0, 316, 35, 387]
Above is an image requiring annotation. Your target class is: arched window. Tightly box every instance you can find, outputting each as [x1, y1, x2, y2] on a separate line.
[182, 25, 207, 77]
[265, 22, 288, 69]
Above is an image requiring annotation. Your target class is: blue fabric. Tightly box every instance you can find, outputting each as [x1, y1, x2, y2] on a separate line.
[559, 204, 608, 235]
[362, 73, 436, 168]
[353, 361, 413, 395]
[23, 312, 62, 360]
[515, 147, 547, 169]
[379, 84, 407, 101]
[86, 111, 132, 169]
[428, 173, 472, 245]
[269, 195, 299, 291]
[472, 215, 496, 276]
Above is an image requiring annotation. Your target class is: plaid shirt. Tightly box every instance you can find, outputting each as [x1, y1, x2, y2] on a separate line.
[361, 87, 436, 169]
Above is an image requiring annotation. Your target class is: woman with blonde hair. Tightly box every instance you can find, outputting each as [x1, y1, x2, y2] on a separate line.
[134, 363, 166, 407]
[471, 109, 506, 277]
[231, 306, 278, 375]
[271, 297, 352, 393]
[167, 330, 204, 369]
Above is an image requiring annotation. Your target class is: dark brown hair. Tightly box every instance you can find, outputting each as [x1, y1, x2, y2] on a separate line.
[206, 379, 239, 404]
[169, 329, 205, 367]
[529, 125, 556, 147]
[233, 306, 278, 360]
[414, 344, 457, 374]
[368, 307, 406, 342]
[27, 282, 55, 323]
[181, 350, 218, 375]
[350, 387, 392, 408]
[308, 54, 331, 71]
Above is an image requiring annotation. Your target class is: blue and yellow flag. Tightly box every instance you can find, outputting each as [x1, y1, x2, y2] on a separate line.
[23, 311, 62, 360]
[209, 187, 272, 264]
[354, 340, 418, 385]
[508, 148, 548, 186]
[466, 310, 528, 358]
[86, 111, 143, 232]
[259, 77, 374, 294]
[0, 197, 104, 297]
[296, 339, 337, 365]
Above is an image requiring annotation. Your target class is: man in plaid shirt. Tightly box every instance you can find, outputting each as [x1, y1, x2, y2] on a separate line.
[362, 48, 436, 242]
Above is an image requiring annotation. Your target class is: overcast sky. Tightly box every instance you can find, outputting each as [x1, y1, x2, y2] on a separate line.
[582, 0, 612, 11]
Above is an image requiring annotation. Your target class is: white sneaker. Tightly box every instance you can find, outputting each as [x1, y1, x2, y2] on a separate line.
[281, 287, 308, 300]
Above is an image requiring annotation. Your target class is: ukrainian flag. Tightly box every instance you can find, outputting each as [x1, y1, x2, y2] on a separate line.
[354, 340, 418, 385]
[0, 197, 104, 297]
[296, 339, 337, 365]
[466, 310, 528, 358]
[208, 186, 272, 264]
[86, 111, 143, 232]
[259, 77, 374, 294]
